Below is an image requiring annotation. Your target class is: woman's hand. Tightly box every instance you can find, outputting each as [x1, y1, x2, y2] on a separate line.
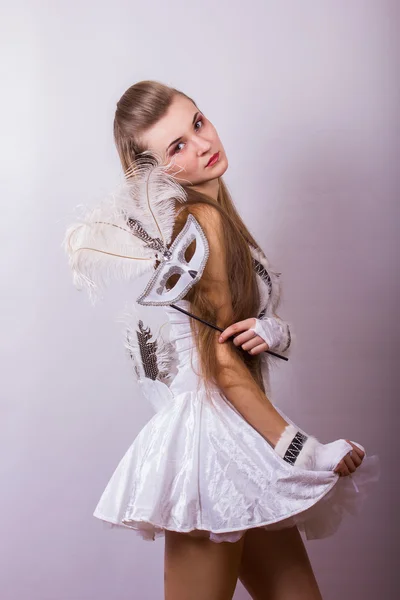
[334, 441, 365, 476]
[218, 318, 269, 355]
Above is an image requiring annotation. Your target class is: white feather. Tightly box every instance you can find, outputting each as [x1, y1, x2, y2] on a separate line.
[62, 152, 188, 303]
[122, 151, 188, 245]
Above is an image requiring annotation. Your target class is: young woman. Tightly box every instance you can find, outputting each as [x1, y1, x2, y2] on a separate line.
[89, 81, 379, 599]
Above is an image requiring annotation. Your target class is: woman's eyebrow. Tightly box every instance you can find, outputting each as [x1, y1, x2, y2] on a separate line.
[166, 111, 201, 152]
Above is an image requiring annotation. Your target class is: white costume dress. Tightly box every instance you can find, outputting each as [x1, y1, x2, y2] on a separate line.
[93, 245, 380, 543]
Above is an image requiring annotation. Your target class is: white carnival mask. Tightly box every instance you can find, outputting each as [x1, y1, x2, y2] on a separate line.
[136, 213, 209, 306]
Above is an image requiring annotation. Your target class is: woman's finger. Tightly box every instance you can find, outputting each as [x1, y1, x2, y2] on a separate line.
[348, 449, 362, 468]
[218, 319, 256, 343]
[346, 440, 365, 461]
[334, 459, 349, 476]
[334, 459, 345, 474]
[248, 342, 269, 355]
[240, 335, 266, 351]
[336, 461, 350, 477]
[232, 329, 259, 347]
[343, 454, 357, 473]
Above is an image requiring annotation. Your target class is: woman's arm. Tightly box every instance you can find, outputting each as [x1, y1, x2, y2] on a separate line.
[192, 205, 288, 447]
[190, 207, 360, 474]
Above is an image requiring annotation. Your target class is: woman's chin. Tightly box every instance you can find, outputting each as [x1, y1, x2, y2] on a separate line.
[210, 156, 228, 178]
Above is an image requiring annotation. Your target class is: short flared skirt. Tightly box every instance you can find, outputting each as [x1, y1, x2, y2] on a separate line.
[93, 384, 380, 543]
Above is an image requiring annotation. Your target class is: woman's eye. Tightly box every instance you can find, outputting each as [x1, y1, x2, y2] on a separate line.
[173, 142, 185, 154]
[172, 117, 204, 154]
[194, 118, 203, 130]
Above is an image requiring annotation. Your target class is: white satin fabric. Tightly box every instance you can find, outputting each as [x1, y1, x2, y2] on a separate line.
[93, 300, 380, 543]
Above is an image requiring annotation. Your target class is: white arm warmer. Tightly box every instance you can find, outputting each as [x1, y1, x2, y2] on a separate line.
[274, 423, 358, 473]
[250, 315, 291, 352]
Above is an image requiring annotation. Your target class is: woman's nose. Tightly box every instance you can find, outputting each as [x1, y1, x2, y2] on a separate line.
[195, 138, 212, 155]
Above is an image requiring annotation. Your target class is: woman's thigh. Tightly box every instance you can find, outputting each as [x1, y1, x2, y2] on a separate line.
[238, 525, 323, 600]
[164, 530, 245, 600]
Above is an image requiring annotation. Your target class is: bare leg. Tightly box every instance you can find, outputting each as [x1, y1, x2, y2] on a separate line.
[238, 526, 323, 600]
[164, 530, 245, 600]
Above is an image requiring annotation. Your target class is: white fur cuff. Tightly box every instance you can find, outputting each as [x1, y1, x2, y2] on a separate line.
[274, 424, 319, 469]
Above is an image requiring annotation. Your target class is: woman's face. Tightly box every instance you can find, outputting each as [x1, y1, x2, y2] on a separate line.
[139, 95, 228, 190]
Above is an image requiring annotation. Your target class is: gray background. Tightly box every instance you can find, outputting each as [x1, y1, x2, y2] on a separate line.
[1, 1, 399, 598]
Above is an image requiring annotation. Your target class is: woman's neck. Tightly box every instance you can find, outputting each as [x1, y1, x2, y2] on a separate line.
[191, 177, 220, 202]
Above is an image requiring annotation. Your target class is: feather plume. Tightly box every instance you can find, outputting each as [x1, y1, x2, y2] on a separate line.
[63, 151, 188, 303]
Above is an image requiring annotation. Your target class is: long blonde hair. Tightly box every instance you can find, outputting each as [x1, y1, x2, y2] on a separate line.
[114, 80, 267, 392]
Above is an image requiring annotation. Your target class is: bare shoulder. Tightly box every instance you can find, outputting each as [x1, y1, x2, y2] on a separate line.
[188, 203, 224, 241]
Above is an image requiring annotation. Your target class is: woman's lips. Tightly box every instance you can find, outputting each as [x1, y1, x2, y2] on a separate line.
[206, 152, 219, 167]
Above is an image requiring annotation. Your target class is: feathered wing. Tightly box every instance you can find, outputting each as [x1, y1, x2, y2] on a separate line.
[119, 302, 176, 384]
[63, 152, 188, 303]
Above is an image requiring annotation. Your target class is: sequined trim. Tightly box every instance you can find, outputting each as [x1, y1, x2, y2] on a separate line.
[252, 258, 272, 295]
[282, 324, 291, 352]
[156, 265, 185, 296]
[177, 232, 196, 265]
[138, 320, 160, 380]
[283, 431, 308, 465]
[257, 307, 267, 319]
[125, 317, 175, 383]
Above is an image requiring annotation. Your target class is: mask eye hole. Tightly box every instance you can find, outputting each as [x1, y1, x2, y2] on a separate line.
[166, 273, 181, 291]
[184, 238, 196, 263]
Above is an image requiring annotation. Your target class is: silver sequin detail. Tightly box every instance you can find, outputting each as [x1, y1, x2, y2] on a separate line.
[136, 320, 159, 380]
[126, 319, 175, 382]
[156, 265, 185, 296]
[282, 324, 291, 352]
[177, 233, 196, 265]
[283, 431, 308, 465]
[253, 258, 272, 295]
